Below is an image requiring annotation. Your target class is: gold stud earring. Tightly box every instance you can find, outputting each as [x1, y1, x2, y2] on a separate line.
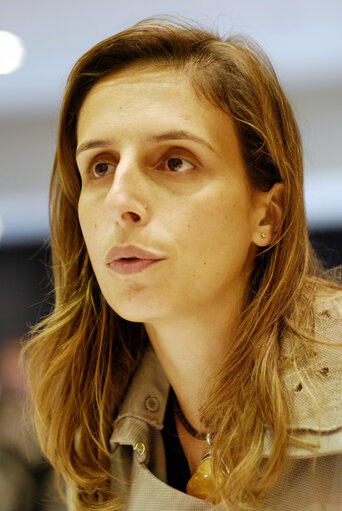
[261, 233, 266, 239]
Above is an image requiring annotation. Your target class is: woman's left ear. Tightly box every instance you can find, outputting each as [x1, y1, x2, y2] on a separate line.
[252, 183, 284, 247]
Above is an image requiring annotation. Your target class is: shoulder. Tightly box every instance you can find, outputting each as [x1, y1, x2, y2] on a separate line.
[314, 288, 342, 335]
[264, 289, 342, 458]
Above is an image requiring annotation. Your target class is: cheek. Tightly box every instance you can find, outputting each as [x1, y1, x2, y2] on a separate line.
[77, 194, 87, 231]
[187, 192, 244, 239]
[179, 190, 255, 270]
[78, 202, 99, 257]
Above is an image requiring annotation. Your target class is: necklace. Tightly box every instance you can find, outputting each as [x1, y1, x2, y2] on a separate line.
[170, 389, 223, 502]
[171, 389, 209, 441]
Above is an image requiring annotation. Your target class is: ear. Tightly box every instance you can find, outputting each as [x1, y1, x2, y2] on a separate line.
[252, 183, 284, 247]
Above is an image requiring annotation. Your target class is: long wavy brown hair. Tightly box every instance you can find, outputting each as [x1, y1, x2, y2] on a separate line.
[23, 17, 341, 511]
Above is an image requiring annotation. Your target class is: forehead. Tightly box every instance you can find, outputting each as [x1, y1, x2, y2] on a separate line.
[78, 63, 199, 123]
[92, 62, 187, 89]
[76, 63, 243, 164]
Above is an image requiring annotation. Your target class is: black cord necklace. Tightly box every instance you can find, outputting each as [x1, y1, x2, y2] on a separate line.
[169, 388, 224, 502]
[170, 388, 212, 441]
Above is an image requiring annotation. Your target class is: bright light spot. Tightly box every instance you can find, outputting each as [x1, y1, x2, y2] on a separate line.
[0, 31, 25, 74]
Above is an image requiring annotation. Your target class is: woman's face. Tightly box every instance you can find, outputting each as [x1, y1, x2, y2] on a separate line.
[76, 65, 266, 324]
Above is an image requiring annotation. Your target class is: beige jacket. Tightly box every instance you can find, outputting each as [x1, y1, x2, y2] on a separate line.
[68, 295, 342, 510]
[108, 295, 342, 510]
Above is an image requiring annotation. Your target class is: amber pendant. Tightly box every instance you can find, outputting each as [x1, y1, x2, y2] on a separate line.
[186, 455, 218, 502]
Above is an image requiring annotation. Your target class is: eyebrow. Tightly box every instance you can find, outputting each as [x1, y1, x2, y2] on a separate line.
[76, 140, 112, 158]
[76, 130, 216, 157]
[148, 130, 216, 153]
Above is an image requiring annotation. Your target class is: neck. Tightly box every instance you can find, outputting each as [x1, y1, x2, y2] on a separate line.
[144, 302, 239, 433]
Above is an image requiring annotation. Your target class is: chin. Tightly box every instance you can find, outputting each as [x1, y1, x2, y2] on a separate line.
[101, 284, 168, 324]
[107, 300, 160, 324]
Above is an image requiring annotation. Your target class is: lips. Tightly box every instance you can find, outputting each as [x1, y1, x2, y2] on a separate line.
[105, 245, 165, 275]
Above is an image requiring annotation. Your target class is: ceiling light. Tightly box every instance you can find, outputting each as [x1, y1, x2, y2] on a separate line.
[0, 31, 25, 74]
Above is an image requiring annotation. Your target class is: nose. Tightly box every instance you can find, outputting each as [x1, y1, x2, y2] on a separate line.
[104, 159, 149, 227]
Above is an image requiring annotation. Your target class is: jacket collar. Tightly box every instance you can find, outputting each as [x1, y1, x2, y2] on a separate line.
[110, 295, 342, 459]
[110, 344, 169, 455]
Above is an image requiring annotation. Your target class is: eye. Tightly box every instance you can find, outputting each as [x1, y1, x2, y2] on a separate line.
[88, 161, 116, 178]
[160, 156, 195, 173]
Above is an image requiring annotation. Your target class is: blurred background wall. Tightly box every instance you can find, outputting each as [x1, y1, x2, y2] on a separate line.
[1, 0, 342, 341]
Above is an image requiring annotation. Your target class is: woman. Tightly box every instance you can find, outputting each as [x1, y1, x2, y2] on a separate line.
[23, 18, 342, 511]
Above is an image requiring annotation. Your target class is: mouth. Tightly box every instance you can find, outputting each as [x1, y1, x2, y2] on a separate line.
[105, 245, 165, 275]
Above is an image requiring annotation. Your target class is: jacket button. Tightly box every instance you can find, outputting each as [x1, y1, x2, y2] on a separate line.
[145, 395, 160, 412]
